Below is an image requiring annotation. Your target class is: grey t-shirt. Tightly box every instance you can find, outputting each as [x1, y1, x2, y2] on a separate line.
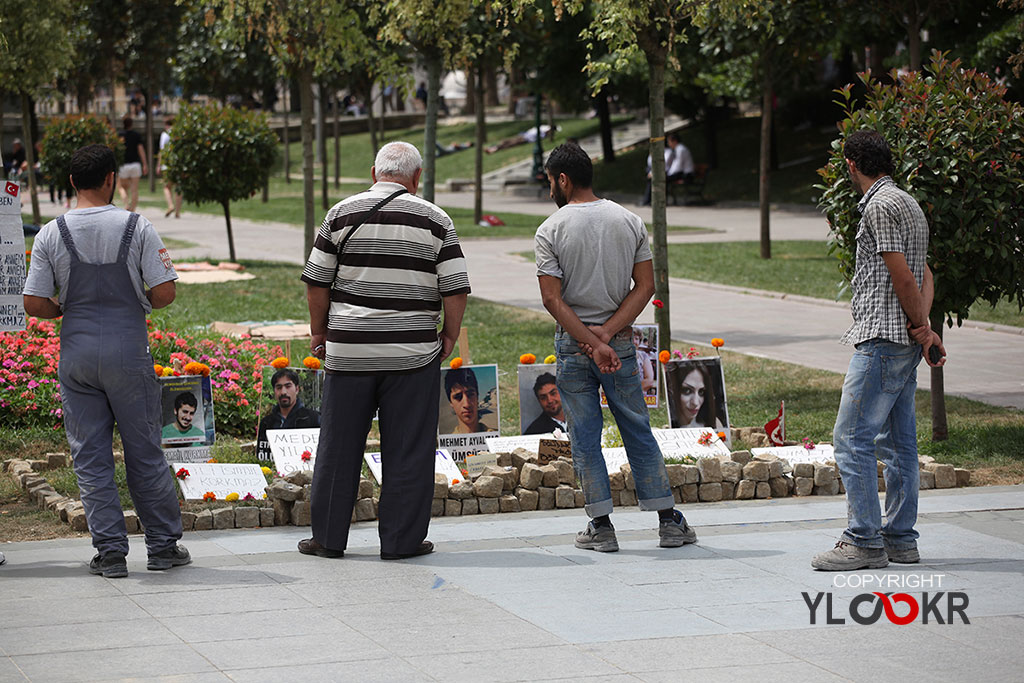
[535, 198, 653, 324]
[23, 205, 178, 313]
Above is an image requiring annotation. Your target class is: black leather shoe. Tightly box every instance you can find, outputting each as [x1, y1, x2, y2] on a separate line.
[89, 551, 128, 578]
[380, 541, 434, 560]
[298, 538, 344, 558]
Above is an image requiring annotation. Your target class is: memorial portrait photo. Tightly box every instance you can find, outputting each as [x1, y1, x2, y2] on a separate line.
[517, 365, 566, 435]
[438, 365, 499, 435]
[255, 366, 323, 461]
[159, 376, 212, 448]
[665, 357, 730, 434]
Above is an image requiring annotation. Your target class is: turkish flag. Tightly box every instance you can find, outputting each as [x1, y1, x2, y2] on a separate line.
[764, 401, 785, 446]
[4, 181, 18, 197]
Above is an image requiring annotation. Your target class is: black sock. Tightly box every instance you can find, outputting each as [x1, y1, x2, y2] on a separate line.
[592, 515, 612, 529]
[658, 508, 678, 522]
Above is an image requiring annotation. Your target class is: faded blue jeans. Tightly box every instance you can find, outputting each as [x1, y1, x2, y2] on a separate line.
[555, 330, 675, 517]
[833, 338, 921, 550]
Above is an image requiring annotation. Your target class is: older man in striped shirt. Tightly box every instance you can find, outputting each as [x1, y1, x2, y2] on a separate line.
[299, 141, 470, 561]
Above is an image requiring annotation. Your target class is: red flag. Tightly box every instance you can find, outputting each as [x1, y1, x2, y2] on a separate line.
[4, 181, 18, 197]
[764, 401, 785, 446]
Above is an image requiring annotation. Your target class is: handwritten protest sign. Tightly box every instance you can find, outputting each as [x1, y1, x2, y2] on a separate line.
[465, 451, 499, 477]
[363, 449, 464, 485]
[267, 427, 318, 476]
[538, 438, 572, 464]
[751, 444, 835, 465]
[172, 462, 267, 500]
[0, 181, 26, 332]
[651, 428, 730, 458]
[484, 434, 552, 454]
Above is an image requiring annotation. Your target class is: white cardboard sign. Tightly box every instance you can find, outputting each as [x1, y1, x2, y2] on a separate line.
[652, 427, 730, 457]
[751, 444, 835, 465]
[363, 449, 465, 485]
[267, 427, 319, 476]
[0, 180, 26, 331]
[465, 451, 499, 477]
[172, 462, 268, 500]
[484, 434, 554, 454]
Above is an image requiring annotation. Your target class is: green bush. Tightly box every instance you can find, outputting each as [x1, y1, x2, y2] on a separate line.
[163, 103, 277, 261]
[39, 115, 124, 196]
[816, 51, 1024, 327]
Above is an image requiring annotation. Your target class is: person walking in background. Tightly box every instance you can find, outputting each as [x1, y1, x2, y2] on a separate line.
[159, 117, 182, 218]
[299, 141, 469, 561]
[117, 116, 147, 212]
[535, 142, 697, 553]
[22, 144, 189, 578]
[812, 130, 946, 571]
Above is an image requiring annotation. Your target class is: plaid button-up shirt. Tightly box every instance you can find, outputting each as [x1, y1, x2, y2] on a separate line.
[840, 176, 929, 347]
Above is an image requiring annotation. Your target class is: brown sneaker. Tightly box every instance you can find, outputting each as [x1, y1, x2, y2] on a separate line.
[811, 541, 888, 571]
[297, 538, 344, 558]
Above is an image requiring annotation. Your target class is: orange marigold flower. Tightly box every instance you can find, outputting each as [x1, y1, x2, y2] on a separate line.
[711, 338, 725, 348]
[270, 356, 289, 369]
[202, 491, 216, 502]
[207, 457, 218, 463]
[154, 364, 164, 376]
[449, 357, 463, 369]
[183, 361, 209, 376]
[520, 353, 536, 364]
[717, 431, 727, 441]
[451, 478, 460, 485]
[303, 356, 321, 370]
[658, 350, 671, 364]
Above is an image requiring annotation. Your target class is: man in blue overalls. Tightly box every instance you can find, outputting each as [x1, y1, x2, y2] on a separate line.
[23, 144, 190, 578]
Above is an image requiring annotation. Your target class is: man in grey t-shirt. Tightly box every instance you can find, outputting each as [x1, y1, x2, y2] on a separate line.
[535, 142, 696, 553]
[23, 144, 189, 578]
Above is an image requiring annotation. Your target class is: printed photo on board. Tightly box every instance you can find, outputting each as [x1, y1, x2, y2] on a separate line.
[600, 324, 660, 408]
[439, 365, 499, 435]
[159, 376, 213, 448]
[665, 357, 730, 436]
[517, 365, 566, 435]
[255, 366, 323, 461]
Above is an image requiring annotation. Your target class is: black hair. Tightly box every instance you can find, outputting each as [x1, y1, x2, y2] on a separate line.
[445, 367, 479, 399]
[533, 372, 557, 396]
[667, 132, 680, 143]
[123, 116, 134, 130]
[544, 142, 593, 189]
[271, 368, 300, 388]
[843, 130, 894, 178]
[70, 144, 116, 191]
[173, 392, 198, 411]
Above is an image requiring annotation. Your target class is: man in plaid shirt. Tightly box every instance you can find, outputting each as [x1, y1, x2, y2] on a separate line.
[813, 131, 946, 571]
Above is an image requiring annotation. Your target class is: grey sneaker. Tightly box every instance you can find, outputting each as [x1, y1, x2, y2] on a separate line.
[89, 551, 128, 578]
[659, 511, 698, 547]
[576, 521, 619, 552]
[885, 544, 920, 564]
[812, 541, 888, 571]
[147, 544, 192, 571]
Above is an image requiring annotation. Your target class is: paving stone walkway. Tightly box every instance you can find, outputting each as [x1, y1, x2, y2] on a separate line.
[2, 486, 1023, 682]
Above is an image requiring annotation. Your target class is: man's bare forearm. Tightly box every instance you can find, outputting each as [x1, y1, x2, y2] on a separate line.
[306, 284, 330, 336]
[441, 293, 467, 338]
[23, 295, 61, 319]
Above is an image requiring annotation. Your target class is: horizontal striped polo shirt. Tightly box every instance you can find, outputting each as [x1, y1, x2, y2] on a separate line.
[301, 181, 471, 373]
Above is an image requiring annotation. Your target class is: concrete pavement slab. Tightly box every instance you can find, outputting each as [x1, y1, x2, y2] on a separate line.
[10, 644, 218, 683]
[223, 658, 435, 683]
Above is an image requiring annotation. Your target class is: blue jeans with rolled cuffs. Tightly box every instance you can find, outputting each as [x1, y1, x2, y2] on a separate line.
[833, 338, 921, 550]
[555, 330, 675, 518]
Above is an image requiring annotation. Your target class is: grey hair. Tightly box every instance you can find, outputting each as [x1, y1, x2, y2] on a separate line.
[374, 141, 422, 180]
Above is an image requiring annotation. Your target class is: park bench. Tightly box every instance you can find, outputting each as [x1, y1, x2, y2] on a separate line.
[668, 163, 710, 206]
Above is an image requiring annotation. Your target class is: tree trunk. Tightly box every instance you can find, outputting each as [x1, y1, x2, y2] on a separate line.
[929, 313, 948, 441]
[464, 72, 476, 116]
[20, 95, 41, 226]
[283, 80, 291, 184]
[423, 53, 442, 202]
[366, 79, 378, 156]
[473, 64, 485, 224]
[319, 82, 328, 210]
[906, 10, 923, 71]
[704, 104, 720, 169]
[222, 200, 236, 262]
[485, 65, 499, 107]
[648, 58, 670, 353]
[299, 65, 316, 257]
[378, 83, 386, 147]
[597, 88, 615, 163]
[333, 91, 340, 187]
[758, 55, 773, 260]
[143, 87, 156, 193]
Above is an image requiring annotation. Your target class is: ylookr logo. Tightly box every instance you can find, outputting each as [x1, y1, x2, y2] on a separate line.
[803, 574, 969, 625]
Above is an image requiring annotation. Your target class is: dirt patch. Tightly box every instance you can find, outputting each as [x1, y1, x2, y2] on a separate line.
[965, 466, 1024, 487]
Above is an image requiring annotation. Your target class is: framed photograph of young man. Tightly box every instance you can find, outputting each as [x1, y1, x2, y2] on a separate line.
[437, 364, 499, 459]
[159, 375, 215, 462]
[517, 364, 566, 436]
[664, 356, 730, 442]
[255, 366, 323, 462]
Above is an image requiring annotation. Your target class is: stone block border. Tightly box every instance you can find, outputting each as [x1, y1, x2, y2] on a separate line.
[3, 445, 972, 533]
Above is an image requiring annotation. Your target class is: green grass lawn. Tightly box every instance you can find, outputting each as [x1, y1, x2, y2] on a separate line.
[664, 241, 1024, 328]
[593, 116, 837, 206]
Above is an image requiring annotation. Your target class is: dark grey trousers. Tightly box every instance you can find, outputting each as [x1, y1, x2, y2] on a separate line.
[311, 360, 440, 555]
